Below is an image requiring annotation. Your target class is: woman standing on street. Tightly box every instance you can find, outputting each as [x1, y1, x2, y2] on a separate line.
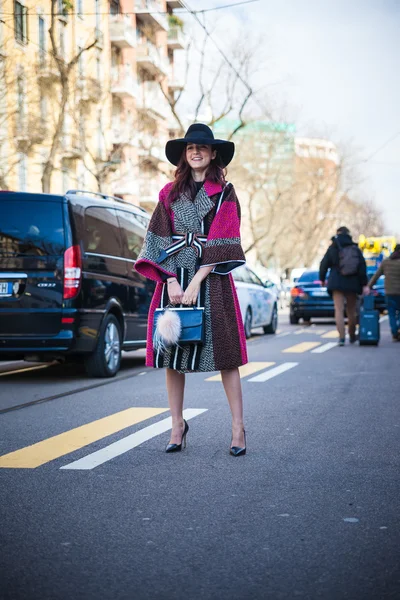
[135, 124, 248, 456]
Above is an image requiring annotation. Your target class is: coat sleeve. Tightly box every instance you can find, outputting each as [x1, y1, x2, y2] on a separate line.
[319, 246, 332, 282]
[200, 185, 246, 275]
[134, 188, 177, 283]
[368, 261, 383, 288]
[357, 250, 368, 286]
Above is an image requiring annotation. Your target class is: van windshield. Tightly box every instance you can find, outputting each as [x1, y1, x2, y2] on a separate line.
[0, 199, 65, 257]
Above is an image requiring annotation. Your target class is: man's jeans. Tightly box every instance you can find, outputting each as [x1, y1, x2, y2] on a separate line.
[386, 295, 400, 337]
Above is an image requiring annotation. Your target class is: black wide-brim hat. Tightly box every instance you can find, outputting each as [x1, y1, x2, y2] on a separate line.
[165, 123, 235, 167]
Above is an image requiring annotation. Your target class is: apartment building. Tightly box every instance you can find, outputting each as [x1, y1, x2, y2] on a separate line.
[0, 0, 185, 210]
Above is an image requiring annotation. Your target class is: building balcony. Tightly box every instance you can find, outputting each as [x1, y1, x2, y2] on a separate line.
[111, 74, 138, 100]
[77, 77, 101, 104]
[167, 26, 185, 50]
[135, 0, 168, 32]
[109, 14, 136, 49]
[136, 81, 170, 120]
[138, 132, 168, 165]
[166, 1, 185, 8]
[168, 73, 184, 92]
[136, 42, 169, 78]
[61, 133, 84, 160]
[36, 52, 60, 82]
[14, 117, 47, 148]
[113, 176, 140, 197]
[111, 128, 136, 146]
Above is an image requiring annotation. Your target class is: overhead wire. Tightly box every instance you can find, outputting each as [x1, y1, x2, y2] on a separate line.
[0, 0, 259, 18]
[361, 132, 400, 164]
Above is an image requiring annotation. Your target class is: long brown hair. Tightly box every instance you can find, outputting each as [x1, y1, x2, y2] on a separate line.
[168, 147, 226, 203]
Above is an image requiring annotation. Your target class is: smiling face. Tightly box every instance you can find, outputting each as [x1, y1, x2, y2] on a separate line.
[185, 143, 217, 174]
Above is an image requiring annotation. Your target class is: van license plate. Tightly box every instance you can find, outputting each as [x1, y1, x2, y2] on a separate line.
[0, 282, 12, 297]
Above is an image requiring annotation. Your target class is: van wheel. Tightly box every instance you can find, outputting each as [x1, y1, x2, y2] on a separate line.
[290, 314, 299, 325]
[85, 314, 122, 378]
[264, 304, 278, 334]
[244, 308, 252, 339]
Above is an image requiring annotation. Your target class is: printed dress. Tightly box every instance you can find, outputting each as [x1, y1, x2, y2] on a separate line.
[134, 180, 248, 373]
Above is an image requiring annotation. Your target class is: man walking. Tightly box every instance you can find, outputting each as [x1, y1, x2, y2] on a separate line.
[319, 226, 368, 346]
[367, 244, 400, 341]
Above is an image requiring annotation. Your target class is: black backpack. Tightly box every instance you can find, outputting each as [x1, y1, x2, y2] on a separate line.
[336, 237, 360, 276]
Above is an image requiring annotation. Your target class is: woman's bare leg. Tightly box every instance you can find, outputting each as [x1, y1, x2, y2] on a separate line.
[166, 368, 186, 444]
[221, 368, 245, 447]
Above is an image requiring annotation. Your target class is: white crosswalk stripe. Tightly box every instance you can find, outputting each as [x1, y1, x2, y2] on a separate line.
[311, 342, 338, 353]
[247, 362, 298, 382]
[60, 409, 207, 471]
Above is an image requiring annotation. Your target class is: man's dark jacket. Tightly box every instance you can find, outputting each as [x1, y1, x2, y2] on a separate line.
[319, 233, 367, 295]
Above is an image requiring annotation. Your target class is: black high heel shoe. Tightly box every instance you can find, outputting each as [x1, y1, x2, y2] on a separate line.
[166, 420, 189, 453]
[230, 429, 246, 457]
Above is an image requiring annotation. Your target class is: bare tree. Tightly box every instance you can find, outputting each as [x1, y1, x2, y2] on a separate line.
[229, 126, 383, 272]
[0, 56, 47, 189]
[158, 26, 266, 141]
[41, 0, 100, 192]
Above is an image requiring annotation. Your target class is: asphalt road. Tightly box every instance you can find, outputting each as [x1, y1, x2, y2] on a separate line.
[1, 315, 399, 600]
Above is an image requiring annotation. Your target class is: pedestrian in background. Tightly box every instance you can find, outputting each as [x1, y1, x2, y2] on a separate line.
[135, 124, 248, 456]
[319, 226, 368, 346]
[367, 243, 400, 341]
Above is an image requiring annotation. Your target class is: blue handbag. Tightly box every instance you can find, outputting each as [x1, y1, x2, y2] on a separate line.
[153, 307, 205, 346]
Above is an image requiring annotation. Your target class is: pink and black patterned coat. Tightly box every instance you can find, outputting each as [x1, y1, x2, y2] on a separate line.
[134, 180, 248, 373]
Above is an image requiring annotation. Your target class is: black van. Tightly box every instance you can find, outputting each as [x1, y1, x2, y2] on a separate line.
[0, 190, 154, 377]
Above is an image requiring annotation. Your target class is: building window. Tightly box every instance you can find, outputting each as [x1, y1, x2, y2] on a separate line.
[59, 21, 66, 57]
[77, 0, 83, 16]
[77, 163, 85, 189]
[14, 0, 28, 44]
[38, 16, 45, 63]
[78, 44, 84, 77]
[96, 48, 102, 81]
[40, 93, 47, 123]
[18, 153, 27, 191]
[16, 71, 25, 129]
[57, 0, 68, 19]
[110, 0, 120, 16]
[62, 167, 69, 192]
[97, 113, 103, 158]
[95, 0, 100, 29]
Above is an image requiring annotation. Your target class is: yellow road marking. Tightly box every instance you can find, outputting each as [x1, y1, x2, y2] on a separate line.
[322, 331, 339, 339]
[283, 342, 321, 353]
[0, 407, 168, 469]
[206, 362, 275, 381]
[0, 364, 52, 377]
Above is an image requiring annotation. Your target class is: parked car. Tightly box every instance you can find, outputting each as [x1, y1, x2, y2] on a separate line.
[263, 278, 280, 304]
[367, 266, 386, 313]
[0, 190, 154, 377]
[290, 269, 334, 324]
[233, 265, 278, 338]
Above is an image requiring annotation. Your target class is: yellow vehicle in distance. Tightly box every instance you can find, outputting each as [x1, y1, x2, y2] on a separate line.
[358, 235, 396, 268]
[358, 235, 397, 313]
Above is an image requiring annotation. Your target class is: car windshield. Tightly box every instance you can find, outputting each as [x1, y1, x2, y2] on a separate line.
[0, 199, 65, 257]
[298, 271, 320, 283]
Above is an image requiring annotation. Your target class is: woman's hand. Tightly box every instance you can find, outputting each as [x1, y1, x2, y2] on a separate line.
[167, 280, 184, 304]
[181, 265, 215, 305]
[182, 280, 201, 305]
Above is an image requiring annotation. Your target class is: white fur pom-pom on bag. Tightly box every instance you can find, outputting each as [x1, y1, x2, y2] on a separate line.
[153, 308, 182, 352]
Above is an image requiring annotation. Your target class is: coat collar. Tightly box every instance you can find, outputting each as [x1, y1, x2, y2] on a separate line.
[204, 180, 223, 197]
[171, 182, 221, 231]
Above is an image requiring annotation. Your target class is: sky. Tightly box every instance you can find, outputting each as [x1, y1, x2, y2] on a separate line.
[180, 0, 400, 234]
